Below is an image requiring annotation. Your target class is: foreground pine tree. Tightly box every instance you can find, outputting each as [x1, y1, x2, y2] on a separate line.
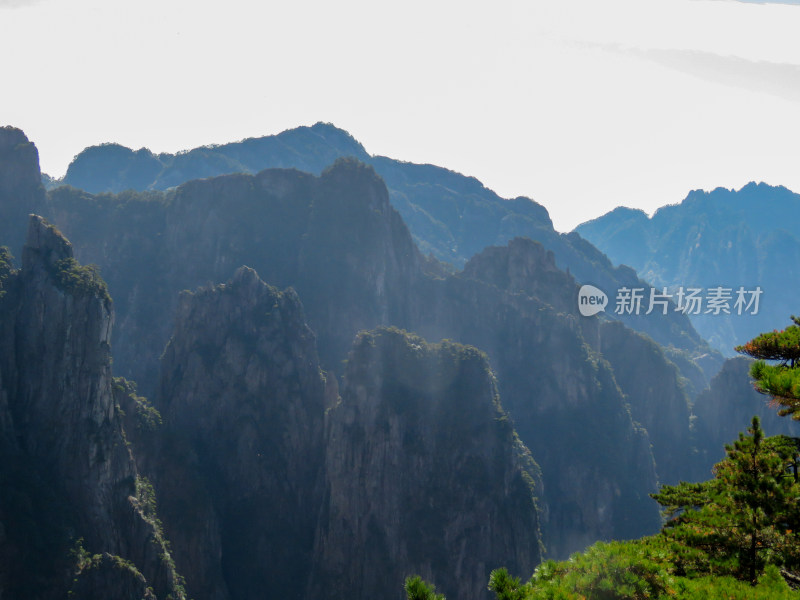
[736, 316, 800, 418]
[480, 418, 800, 599]
[652, 416, 800, 583]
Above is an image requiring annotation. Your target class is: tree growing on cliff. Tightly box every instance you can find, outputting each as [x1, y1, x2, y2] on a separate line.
[405, 576, 445, 600]
[736, 316, 800, 419]
[651, 416, 800, 583]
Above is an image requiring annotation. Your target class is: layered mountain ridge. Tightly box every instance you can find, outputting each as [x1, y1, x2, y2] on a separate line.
[576, 183, 800, 356]
[0, 124, 790, 599]
[0, 216, 552, 600]
[45, 122, 721, 360]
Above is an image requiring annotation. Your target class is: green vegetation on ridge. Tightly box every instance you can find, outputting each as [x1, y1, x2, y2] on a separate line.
[51, 257, 111, 305]
[404, 418, 800, 598]
[737, 316, 800, 419]
[457, 316, 800, 598]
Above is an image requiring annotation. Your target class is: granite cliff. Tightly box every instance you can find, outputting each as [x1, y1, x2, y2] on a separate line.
[0, 126, 744, 596]
[48, 122, 718, 358]
[0, 220, 550, 599]
[153, 266, 328, 600]
[311, 328, 543, 600]
[0, 216, 184, 599]
[129, 268, 547, 600]
[411, 240, 663, 556]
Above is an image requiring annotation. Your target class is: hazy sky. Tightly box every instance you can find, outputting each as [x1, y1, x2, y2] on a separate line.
[2, 0, 800, 231]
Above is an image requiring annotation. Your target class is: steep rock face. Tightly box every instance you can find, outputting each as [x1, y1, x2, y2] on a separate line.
[0, 127, 46, 255]
[0, 216, 184, 600]
[461, 237, 575, 313]
[155, 267, 328, 600]
[594, 321, 693, 486]
[692, 356, 800, 474]
[0, 134, 700, 565]
[38, 158, 426, 394]
[439, 241, 663, 555]
[311, 328, 542, 600]
[409, 272, 661, 558]
[159, 158, 424, 366]
[41, 158, 663, 558]
[44, 123, 716, 359]
[9, 216, 117, 511]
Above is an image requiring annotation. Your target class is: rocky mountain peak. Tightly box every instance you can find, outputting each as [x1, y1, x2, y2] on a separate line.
[0, 215, 185, 599]
[319, 156, 392, 213]
[312, 327, 543, 600]
[462, 236, 576, 312]
[0, 130, 45, 257]
[22, 214, 73, 272]
[155, 266, 326, 600]
[0, 127, 41, 191]
[230, 263, 258, 281]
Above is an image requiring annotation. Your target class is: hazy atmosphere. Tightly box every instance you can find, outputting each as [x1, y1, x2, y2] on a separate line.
[3, 0, 800, 230]
[6, 1, 800, 598]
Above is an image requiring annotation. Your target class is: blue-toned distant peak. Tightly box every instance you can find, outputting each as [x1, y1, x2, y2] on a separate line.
[63, 142, 165, 194]
[510, 195, 553, 227]
[575, 205, 648, 230]
[666, 180, 795, 205]
[573, 206, 650, 246]
[574, 179, 800, 357]
[60, 122, 371, 194]
[607, 205, 648, 219]
[654, 181, 800, 226]
[578, 182, 800, 233]
[305, 122, 369, 158]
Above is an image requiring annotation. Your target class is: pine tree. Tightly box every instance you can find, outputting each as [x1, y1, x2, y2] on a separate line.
[736, 316, 800, 418]
[404, 576, 446, 600]
[652, 417, 800, 583]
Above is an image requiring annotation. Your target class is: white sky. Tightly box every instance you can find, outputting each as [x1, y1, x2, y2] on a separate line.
[2, 0, 800, 231]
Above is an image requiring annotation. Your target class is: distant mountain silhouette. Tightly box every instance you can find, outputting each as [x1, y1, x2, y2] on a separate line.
[55, 122, 716, 362]
[576, 183, 800, 355]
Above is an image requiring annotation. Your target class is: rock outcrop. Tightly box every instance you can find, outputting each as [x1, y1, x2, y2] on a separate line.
[0, 127, 46, 255]
[33, 154, 663, 557]
[310, 328, 543, 600]
[427, 240, 662, 556]
[594, 320, 694, 486]
[0, 216, 184, 599]
[154, 266, 328, 600]
[461, 237, 576, 313]
[0, 129, 726, 583]
[149, 271, 546, 600]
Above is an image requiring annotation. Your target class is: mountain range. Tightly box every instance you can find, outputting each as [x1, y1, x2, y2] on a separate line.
[46, 122, 722, 372]
[1, 123, 796, 599]
[576, 183, 800, 356]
